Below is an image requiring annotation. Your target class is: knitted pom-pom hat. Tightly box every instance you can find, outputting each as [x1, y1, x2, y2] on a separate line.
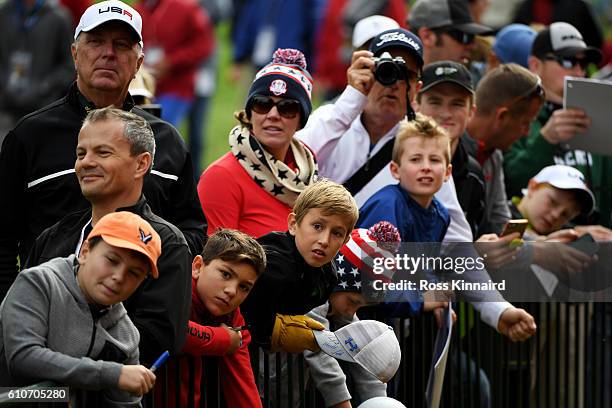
[333, 221, 401, 294]
[245, 48, 313, 128]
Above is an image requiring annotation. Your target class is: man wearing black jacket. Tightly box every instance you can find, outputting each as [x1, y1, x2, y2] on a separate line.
[25, 107, 192, 367]
[0, 0, 207, 299]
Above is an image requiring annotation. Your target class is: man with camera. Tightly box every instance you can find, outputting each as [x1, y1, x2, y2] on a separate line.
[407, 0, 492, 66]
[297, 28, 534, 336]
[297, 28, 473, 243]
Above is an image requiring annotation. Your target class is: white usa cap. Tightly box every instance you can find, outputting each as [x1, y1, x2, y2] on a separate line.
[352, 15, 400, 49]
[314, 320, 401, 383]
[75, 0, 142, 42]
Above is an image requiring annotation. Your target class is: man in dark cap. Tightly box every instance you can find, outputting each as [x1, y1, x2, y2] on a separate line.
[407, 0, 492, 65]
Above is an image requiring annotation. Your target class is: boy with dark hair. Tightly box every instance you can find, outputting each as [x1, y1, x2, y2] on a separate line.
[241, 179, 359, 353]
[170, 228, 267, 408]
[0, 212, 161, 406]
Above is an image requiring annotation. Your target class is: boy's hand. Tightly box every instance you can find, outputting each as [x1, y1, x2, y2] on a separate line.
[476, 233, 521, 270]
[118, 365, 156, 396]
[221, 323, 242, 354]
[497, 307, 536, 342]
[271, 314, 325, 353]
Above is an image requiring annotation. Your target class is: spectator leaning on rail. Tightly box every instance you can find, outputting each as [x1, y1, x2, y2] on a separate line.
[0, 0, 207, 301]
[0, 212, 160, 406]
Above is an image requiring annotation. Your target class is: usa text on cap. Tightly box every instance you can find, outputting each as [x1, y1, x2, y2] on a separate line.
[75, 0, 142, 42]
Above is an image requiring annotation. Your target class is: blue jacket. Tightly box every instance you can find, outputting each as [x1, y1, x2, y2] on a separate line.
[358, 184, 450, 242]
[357, 184, 450, 317]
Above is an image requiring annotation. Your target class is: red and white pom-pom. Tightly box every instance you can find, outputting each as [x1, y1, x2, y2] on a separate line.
[272, 48, 307, 70]
[368, 221, 401, 253]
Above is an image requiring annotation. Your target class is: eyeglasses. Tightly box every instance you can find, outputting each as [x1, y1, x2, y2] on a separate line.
[251, 96, 301, 119]
[502, 77, 545, 110]
[434, 28, 475, 45]
[543, 54, 589, 70]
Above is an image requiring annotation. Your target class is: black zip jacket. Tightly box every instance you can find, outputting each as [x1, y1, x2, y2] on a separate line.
[24, 196, 192, 366]
[0, 82, 206, 299]
[241, 231, 338, 348]
[453, 133, 486, 238]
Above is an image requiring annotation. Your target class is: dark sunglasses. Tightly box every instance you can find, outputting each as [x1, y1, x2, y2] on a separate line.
[435, 28, 475, 45]
[543, 54, 589, 70]
[503, 77, 545, 110]
[251, 96, 301, 119]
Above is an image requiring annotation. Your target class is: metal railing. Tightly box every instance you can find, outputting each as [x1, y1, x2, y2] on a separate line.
[5, 302, 612, 408]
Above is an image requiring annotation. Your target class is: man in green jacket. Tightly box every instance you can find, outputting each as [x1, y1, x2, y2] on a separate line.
[503, 22, 612, 227]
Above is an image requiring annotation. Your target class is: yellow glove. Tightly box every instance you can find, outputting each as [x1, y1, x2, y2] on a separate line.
[270, 314, 325, 353]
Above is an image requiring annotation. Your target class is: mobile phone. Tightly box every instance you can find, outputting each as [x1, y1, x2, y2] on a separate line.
[568, 233, 599, 256]
[501, 219, 529, 238]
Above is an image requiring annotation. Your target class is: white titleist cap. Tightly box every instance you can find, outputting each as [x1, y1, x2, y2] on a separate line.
[75, 0, 142, 42]
[314, 320, 401, 383]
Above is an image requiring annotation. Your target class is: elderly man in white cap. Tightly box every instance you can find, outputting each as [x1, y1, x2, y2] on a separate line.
[0, 0, 207, 300]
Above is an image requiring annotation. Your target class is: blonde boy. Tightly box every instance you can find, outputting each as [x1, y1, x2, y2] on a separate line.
[240, 179, 359, 353]
[359, 114, 452, 242]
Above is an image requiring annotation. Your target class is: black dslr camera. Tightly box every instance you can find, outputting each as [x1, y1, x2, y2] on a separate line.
[372, 52, 409, 86]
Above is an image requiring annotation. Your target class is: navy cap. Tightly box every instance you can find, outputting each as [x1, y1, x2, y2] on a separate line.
[369, 28, 424, 68]
[420, 61, 473, 94]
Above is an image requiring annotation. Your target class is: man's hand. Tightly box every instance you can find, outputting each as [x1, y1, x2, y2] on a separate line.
[540, 108, 590, 144]
[497, 307, 537, 342]
[476, 233, 521, 270]
[574, 225, 612, 242]
[271, 314, 324, 353]
[118, 365, 156, 395]
[347, 50, 375, 95]
[221, 323, 242, 355]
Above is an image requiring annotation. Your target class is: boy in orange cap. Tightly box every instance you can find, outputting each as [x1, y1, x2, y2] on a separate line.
[0, 211, 161, 406]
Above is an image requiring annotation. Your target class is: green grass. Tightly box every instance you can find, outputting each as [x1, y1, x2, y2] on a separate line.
[179, 23, 253, 170]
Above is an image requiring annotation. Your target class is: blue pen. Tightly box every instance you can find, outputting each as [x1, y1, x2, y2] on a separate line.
[150, 350, 170, 373]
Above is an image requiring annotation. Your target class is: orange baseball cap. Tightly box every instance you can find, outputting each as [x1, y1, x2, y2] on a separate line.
[87, 212, 162, 278]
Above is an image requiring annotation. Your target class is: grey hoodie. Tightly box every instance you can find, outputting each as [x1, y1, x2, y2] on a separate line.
[0, 255, 141, 406]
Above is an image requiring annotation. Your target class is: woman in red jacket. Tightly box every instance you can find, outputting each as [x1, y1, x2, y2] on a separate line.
[198, 48, 318, 238]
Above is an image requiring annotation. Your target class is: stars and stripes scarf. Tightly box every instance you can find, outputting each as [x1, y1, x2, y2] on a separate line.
[229, 125, 318, 207]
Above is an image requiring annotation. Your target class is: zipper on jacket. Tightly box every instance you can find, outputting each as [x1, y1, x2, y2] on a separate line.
[85, 319, 97, 357]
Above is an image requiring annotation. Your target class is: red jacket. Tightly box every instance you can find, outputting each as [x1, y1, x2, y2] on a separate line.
[165, 280, 261, 407]
[198, 151, 294, 238]
[136, 0, 213, 99]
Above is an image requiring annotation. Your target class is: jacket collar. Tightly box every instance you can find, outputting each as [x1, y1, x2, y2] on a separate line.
[67, 82, 136, 117]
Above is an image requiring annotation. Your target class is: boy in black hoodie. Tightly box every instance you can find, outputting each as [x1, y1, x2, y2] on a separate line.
[241, 179, 359, 352]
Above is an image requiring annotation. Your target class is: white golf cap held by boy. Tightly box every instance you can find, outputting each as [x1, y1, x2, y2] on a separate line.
[314, 320, 401, 382]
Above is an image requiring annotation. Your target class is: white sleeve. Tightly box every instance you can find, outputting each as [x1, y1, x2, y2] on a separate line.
[297, 86, 368, 164]
[472, 301, 512, 331]
[435, 174, 474, 242]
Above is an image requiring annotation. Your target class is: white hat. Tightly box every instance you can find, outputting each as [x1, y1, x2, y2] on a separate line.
[75, 0, 142, 42]
[358, 397, 407, 408]
[525, 165, 595, 215]
[314, 320, 401, 383]
[352, 15, 400, 49]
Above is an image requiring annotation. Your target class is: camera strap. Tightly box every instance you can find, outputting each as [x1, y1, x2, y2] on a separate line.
[343, 138, 395, 196]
